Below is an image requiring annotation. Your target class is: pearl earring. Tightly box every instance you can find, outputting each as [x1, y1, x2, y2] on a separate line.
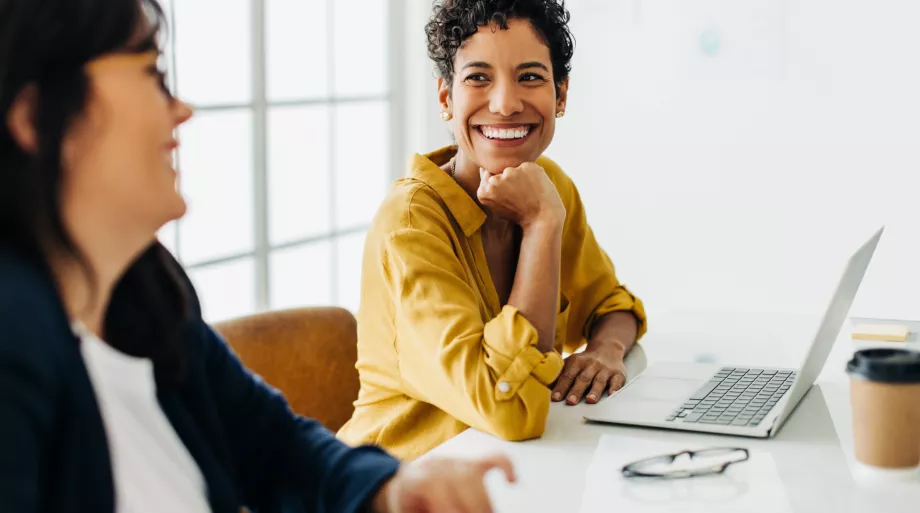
[555, 111, 565, 119]
[440, 111, 452, 121]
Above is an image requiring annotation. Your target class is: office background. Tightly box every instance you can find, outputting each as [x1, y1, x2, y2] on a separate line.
[160, 0, 920, 325]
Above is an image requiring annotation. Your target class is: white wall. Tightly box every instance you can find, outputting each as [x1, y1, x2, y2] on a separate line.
[402, 0, 920, 322]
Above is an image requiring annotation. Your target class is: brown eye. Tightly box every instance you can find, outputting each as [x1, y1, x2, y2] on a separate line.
[464, 73, 490, 84]
[520, 73, 547, 83]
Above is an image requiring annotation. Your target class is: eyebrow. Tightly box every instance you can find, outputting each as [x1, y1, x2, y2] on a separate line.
[461, 61, 493, 71]
[517, 61, 550, 72]
[459, 61, 550, 72]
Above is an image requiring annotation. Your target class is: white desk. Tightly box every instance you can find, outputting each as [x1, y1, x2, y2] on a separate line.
[428, 310, 920, 513]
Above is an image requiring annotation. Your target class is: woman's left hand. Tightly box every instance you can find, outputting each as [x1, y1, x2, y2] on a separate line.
[552, 340, 628, 405]
[373, 454, 516, 513]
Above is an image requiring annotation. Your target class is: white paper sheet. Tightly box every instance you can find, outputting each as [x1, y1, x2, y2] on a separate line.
[578, 435, 795, 513]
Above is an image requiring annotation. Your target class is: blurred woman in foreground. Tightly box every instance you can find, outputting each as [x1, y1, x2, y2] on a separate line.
[0, 0, 511, 511]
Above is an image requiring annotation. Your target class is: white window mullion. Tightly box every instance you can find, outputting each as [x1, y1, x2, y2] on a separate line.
[327, 0, 339, 306]
[388, 0, 405, 184]
[166, 0, 181, 260]
[251, 0, 270, 311]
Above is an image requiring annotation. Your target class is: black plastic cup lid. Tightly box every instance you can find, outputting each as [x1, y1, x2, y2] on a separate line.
[846, 349, 920, 383]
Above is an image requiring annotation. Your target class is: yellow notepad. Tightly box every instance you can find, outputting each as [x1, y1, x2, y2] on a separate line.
[851, 324, 910, 342]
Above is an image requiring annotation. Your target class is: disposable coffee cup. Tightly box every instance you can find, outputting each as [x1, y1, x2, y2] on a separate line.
[846, 348, 920, 469]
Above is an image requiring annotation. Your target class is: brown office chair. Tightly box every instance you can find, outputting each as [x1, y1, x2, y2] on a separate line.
[213, 307, 360, 432]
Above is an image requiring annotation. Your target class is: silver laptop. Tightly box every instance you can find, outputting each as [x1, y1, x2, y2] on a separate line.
[585, 227, 883, 438]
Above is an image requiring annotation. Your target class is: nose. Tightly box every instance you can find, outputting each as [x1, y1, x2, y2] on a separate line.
[173, 99, 194, 127]
[488, 78, 524, 117]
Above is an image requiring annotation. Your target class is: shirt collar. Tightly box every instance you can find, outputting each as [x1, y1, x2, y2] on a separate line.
[407, 146, 487, 237]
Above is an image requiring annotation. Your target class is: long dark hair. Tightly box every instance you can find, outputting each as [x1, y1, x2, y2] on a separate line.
[0, 0, 190, 381]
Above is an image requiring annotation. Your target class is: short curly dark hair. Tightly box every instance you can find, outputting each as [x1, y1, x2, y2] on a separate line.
[425, 0, 575, 90]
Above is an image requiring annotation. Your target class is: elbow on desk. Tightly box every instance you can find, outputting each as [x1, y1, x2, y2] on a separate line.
[475, 390, 551, 442]
[488, 420, 547, 442]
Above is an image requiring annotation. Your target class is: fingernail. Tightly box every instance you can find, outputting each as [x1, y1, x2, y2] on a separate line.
[552, 392, 561, 401]
[587, 394, 597, 403]
[568, 394, 578, 404]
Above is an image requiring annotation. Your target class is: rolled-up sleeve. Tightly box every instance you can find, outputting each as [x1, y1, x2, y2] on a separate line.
[385, 225, 563, 442]
[482, 305, 565, 397]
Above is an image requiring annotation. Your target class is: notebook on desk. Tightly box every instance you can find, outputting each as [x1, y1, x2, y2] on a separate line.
[583, 227, 883, 439]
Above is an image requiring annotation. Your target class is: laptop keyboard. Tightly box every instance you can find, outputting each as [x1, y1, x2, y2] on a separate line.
[665, 367, 797, 427]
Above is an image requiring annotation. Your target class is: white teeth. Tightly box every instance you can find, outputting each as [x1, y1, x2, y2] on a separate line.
[481, 126, 530, 140]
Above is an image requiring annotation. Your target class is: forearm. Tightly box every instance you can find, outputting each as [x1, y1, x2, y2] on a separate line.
[587, 310, 639, 355]
[507, 218, 564, 353]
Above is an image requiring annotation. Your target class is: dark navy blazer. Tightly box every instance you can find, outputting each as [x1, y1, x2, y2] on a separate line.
[0, 245, 399, 512]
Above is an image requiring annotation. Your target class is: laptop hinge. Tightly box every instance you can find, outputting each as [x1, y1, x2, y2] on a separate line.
[766, 416, 780, 437]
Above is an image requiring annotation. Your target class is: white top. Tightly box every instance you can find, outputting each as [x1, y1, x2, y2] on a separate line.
[76, 323, 211, 513]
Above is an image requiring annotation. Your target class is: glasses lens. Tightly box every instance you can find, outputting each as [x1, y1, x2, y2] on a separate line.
[692, 448, 748, 465]
[631, 454, 678, 475]
[631, 449, 746, 477]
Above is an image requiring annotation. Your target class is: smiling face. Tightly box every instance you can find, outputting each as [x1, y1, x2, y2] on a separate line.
[439, 18, 568, 173]
[61, 50, 192, 242]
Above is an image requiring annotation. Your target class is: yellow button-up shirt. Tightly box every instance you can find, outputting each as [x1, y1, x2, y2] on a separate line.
[338, 146, 646, 459]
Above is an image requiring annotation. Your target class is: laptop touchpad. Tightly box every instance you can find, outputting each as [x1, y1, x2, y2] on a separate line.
[616, 376, 704, 402]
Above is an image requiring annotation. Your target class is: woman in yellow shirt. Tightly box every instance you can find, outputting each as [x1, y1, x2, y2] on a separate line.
[338, 0, 646, 459]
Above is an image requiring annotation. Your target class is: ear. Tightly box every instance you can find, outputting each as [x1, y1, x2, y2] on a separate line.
[437, 76, 451, 114]
[6, 85, 38, 153]
[556, 77, 569, 115]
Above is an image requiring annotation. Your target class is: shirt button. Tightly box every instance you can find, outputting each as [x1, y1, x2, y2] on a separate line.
[498, 381, 511, 393]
